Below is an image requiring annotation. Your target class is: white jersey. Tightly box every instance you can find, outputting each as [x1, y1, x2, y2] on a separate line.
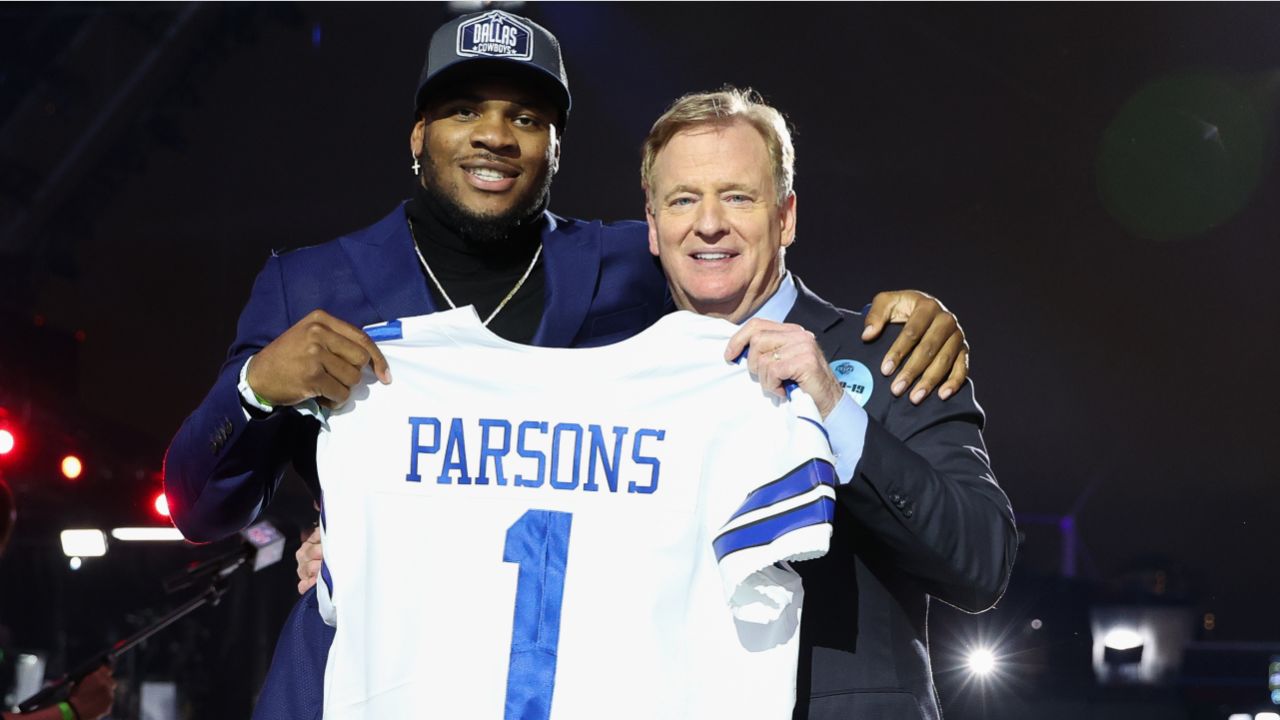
[316, 308, 838, 720]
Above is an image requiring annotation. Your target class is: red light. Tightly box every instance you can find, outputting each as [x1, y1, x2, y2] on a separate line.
[0, 430, 14, 456]
[153, 492, 170, 518]
[60, 455, 83, 480]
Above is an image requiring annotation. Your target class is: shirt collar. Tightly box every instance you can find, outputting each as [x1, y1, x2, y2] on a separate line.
[744, 271, 797, 324]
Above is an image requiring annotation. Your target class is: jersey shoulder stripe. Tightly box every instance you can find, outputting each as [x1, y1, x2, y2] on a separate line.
[365, 319, 403, 342]
[714, 494, 836, 561]
[726, 458, 836, 523]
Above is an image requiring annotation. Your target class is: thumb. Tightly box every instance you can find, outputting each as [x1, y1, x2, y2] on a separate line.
[862, 292, 896, 341]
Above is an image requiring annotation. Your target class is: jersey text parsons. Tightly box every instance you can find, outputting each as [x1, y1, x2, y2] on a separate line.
[405, 416, 666, 494]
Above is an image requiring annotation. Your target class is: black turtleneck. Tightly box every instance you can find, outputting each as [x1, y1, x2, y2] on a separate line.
[404, 183, 546, 344]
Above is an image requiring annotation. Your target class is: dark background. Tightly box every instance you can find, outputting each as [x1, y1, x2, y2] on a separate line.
[1, 2, 1277, 717]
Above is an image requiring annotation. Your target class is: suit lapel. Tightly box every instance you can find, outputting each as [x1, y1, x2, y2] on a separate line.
[341, 208, 598, 345]
[784, 275, 847, 359]
[532, 214, 600, 348]
[340, 203, 437, 323]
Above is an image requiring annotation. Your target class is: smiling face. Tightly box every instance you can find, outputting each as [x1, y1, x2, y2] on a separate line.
[410, 77, 561, 241]
[646, 120, 797, 322]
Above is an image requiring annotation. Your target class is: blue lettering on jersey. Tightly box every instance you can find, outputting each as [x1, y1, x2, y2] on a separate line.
[628, 429, 664, 494]
[406, 416, 667, 494]
[583, 425, 627, 493]
[478, 419, 511, 486]
[406, 417, 441, 483]
[440, 417, 472, 485]
[515, 421, 548, 488]
[549, 423, 583, 490]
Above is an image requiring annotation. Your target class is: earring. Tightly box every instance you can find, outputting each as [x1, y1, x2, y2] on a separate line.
[411, 155, 421, 175]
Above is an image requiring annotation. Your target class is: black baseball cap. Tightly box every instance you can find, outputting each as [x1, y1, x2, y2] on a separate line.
[415, 10, 571, 128]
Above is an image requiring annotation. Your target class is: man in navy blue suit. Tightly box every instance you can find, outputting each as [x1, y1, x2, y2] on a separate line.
[163, 10, 976, 719]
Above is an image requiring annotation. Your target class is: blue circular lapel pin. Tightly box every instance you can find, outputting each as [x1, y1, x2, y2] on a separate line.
[829, 359, 874, 407]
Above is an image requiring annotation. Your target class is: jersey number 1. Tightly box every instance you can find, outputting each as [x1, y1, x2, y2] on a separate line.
[503, 509, 572, 720]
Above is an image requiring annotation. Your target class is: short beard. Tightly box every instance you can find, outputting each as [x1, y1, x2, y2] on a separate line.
[419, 152, 552, 245]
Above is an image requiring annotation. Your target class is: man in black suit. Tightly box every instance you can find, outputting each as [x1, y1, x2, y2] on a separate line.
[642, 87, 1017, 719]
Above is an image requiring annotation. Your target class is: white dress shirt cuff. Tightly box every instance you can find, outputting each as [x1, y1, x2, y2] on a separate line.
[238, 355, 275, 416]
[238, 355, 329, 425]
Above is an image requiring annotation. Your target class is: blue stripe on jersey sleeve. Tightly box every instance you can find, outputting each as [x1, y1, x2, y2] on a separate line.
[713, 496, 836, 561]
[365, 319, 403, 342]
[727, 459, 836, 523]
[320, 559, 334, 597]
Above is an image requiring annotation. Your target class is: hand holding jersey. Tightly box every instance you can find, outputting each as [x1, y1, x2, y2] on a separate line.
[295, 526, 323, 595]
[247, 309, 391, 409]
[726, 318, 847, 418]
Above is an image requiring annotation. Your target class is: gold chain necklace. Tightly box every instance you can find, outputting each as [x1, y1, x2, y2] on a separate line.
[407, 219, 542, 327]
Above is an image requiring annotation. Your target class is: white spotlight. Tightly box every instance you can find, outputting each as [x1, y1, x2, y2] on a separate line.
[1103, 628, 1143, 650]
[1254, 713, 1280, 720]
[967, 647, 997, 676]
[68, 556, 82, 570]
[60, 529, 106, 558]
[111, 527, 184, 542]
[1227, 715, 1250, 720]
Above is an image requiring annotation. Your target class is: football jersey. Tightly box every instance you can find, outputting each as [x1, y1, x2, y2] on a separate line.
[315, 307, 839, 720]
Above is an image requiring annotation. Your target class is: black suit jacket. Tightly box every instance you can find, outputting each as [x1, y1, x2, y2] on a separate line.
[785, 278, 1017, 720]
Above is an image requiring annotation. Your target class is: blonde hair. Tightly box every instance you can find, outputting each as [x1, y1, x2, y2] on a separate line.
[641, 87, 795, 205]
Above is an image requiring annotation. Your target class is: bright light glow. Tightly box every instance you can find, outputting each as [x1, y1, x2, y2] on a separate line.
[967, 648, 997, 676]
[111, 527, 183, 542]
[1255, 713, 1280, 720]
[1103, 628, 1144, 651]
[0, 429, 14, 455]
[153, 492, 170, 518]
[59, 529, 106, 558]
[60, 455, 83, 480]
[1030, 618, 1043, 630]
[68, 556, 82, 570]
[1228, 715, 1252, 720]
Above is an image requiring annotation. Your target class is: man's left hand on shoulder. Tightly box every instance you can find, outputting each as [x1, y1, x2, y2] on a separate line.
[860, 290, 969, 404]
